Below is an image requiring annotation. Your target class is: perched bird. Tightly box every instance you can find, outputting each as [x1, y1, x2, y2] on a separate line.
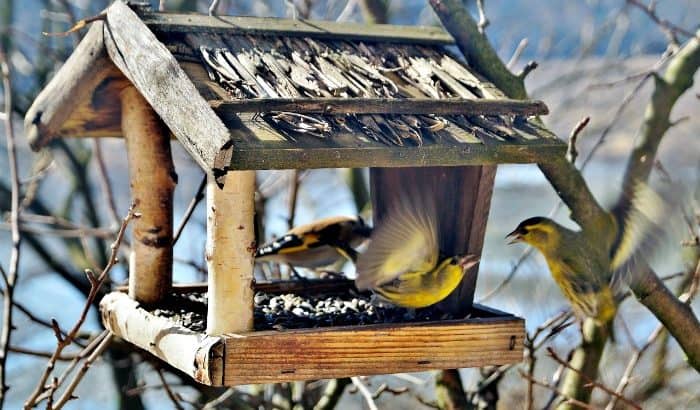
[506, 182, 671, 326]
[255, 215, 372, 269]
[355, 196, 479, 308]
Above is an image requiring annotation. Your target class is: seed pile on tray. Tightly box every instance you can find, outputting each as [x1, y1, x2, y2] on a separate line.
[151, 289, 462, 332]
[194, 34, 550, 146]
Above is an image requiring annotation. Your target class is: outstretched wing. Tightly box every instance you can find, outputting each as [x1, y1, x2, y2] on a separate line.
[355, 197, 439, 290]
[609, 181, 679, 290]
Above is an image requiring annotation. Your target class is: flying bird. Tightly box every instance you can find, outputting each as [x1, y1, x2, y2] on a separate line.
[355, 196, 478, 308]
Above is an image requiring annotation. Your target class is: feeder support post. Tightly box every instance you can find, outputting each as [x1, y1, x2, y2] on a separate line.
[206, 171, 256, 335]
[121, 86, 176, 305]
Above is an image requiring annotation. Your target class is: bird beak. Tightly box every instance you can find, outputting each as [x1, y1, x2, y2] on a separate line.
[505, 230, 522, 245]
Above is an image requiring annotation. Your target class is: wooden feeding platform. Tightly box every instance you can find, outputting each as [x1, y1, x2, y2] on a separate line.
[102, 280, 523, 385]
[24, 1, 564, 386]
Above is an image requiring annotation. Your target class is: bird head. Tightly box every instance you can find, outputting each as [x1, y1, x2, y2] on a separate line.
[506, 217, 560, 249]
[353, 215, 374, 238]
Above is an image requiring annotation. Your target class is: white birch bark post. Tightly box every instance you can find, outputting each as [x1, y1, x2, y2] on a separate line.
[121, 86, 176, 305]
[206, 171, 256, 334]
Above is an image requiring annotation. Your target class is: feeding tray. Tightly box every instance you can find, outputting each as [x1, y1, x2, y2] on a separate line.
[22, 1, 565, 386]
[101, 280, 524, 386]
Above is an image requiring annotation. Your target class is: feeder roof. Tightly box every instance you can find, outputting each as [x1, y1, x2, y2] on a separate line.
[24, 1, 564, 176]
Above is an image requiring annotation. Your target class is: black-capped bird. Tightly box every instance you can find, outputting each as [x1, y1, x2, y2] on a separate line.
[355, 196, 479, 308]
[506, 182, 671, 327]
[255, 215, 372, 269]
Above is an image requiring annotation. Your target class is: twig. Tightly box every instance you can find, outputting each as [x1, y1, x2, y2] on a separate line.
[518, 371, 595, 410]
[8, 346, 77, 361]
[92, 140, 120, 228]
[605, 324, 664, 410]
[51, 332, 113, 409]
[209, 0, 220, 16]
[626, 0, 697, 43]
[24, 206, 138, 409]
[336, 0, 358, 21]
[506, 38, 528, 70]
[173, 174, 207, 245]
[371, 383, 409, 399]
[566, 116, 591, 164]
[0, 222, 115, 238]
[287, 170, 301, 229]
[350, 377, 378, 410]
[475, 0, 489, 34]
[546, 347, 642, 409]
[517, 61, 538, 80]
[0, 42, 21, 408]
[155, 367, 185, 410]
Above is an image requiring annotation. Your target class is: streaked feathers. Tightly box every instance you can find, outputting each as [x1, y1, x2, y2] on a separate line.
[256, 215, 372, 269]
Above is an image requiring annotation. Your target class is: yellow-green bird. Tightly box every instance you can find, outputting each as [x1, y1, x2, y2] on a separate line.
[355, 198, 479, 308]
[506, 183, 670, 326]
[255, 215, 372, 269]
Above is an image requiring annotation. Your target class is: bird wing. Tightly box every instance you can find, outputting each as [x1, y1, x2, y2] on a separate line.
[609, 182, 676, 290]
[355, 198, 439, 290]
[257, 215, 359, 258]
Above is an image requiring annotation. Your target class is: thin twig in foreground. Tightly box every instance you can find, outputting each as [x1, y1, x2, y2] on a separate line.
[24, 205, 138, 409]
[155, 367, 185, 410]
[173, 174, 207, 245]
[0, 43, 22, 409]
[518, 371, 595, 410]
[546, 347, 641, 409]
[351, 377, 378, 410]
[51, 332, 113, 409]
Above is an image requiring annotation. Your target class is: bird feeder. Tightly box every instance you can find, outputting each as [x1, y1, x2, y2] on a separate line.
[25, 1, 565, 386]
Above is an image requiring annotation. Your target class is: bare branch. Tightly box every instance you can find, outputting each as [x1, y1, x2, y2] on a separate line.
[0, 40, 22, 408]
[92, 140, 120, 228]
[475, 0, 489, 34]
[506, 38, 528, 70]
[566, 117, 591, 164]
[173, 175, 206, 245]
[626, 0, 697, 43]
[24, 205, 138, 409]
[351, 377, 378, 410]
[155, 367, 185, 410]
[518, 371, 595, 410]
[547, 347, 642, 409]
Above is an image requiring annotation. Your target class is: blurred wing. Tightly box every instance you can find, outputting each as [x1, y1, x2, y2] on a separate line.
[609, 182, 678, 289]
[355, 198, 438, 290]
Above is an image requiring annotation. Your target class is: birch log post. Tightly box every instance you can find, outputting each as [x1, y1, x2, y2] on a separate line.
[121, 86, 176, 305]
[206, 171, 256, 335]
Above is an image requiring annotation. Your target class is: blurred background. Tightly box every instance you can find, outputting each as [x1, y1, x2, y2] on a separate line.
[1, 0, 699, 409]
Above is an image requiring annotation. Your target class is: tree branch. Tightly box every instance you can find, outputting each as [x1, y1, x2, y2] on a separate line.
[0, 41, 21, 408]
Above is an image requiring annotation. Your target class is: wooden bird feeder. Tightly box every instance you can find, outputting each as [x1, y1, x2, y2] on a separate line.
[25, 1, 565, 386]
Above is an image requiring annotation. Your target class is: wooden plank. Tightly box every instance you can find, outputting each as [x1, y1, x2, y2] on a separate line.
[23, 21, 124, 150]
[222, 316, 524, 385]
[122, 87, 176, 305]
[100, 292, 224, 386]
[441, 164, 497, 315]
[102, 285, 523, 386]
[223, 142, 565, 170]
[57, 66, 129, 139]
[103, 1, 231, 175]
[206, 172, 256, 335]
[209, 98, 549, 116]
[143, 12, 454, 45]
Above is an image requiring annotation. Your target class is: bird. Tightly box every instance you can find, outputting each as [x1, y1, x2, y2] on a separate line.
[255, 215, 372, 270]
[355, 195, 479, 308]
[505, 182, 672, 327]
